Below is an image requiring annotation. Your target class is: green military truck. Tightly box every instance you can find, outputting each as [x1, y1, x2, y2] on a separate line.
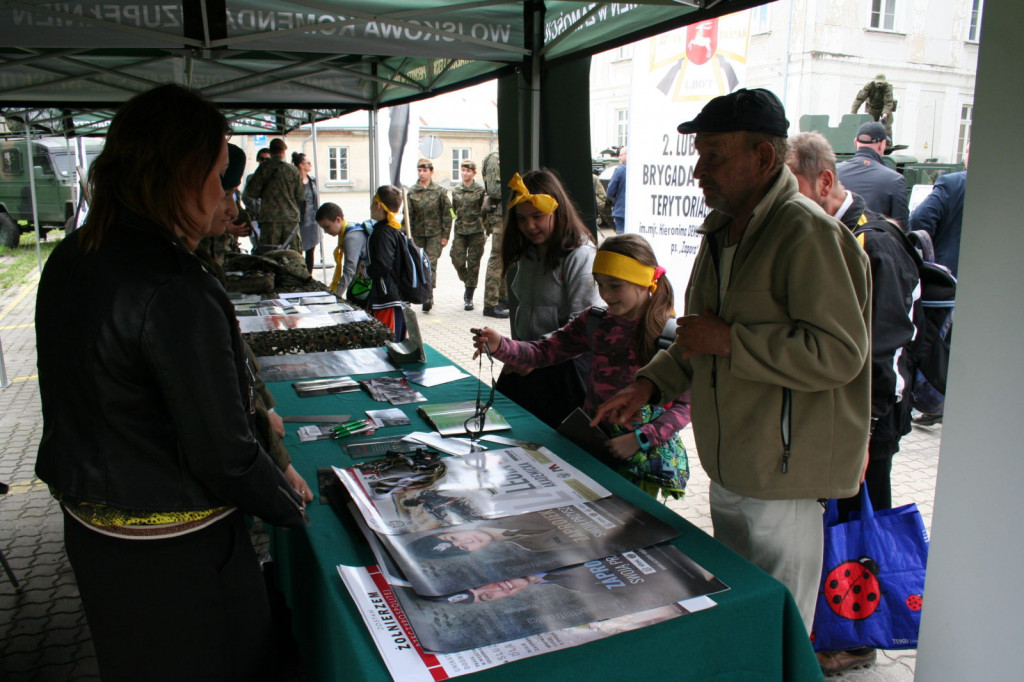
[0, 137, 101, 248]
[799, 114, 964, 195]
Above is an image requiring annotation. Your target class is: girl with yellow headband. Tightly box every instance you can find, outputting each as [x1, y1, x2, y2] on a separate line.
[493, 168, 604, 429]
[474, 234, 691, 500]
[365, 185, 409, 339]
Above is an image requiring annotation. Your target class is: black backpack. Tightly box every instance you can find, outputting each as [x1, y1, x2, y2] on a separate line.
[396, 232, 433, 305]
[854, 219, 956, 413]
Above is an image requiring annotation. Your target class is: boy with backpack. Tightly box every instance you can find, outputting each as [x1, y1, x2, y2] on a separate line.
[366, 186, 410, 340]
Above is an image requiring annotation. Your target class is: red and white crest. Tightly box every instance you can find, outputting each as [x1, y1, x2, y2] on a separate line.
[686, 20, 718, 65]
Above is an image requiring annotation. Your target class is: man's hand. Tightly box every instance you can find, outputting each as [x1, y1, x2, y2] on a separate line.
[676, 308, 732, 360]
[268, 409, 285, 438]
[227, 219, 251, 237]
[284, 465, 313, 504]
[592, 378, 655, 428]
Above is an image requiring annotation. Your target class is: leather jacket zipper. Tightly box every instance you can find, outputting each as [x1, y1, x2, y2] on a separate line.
[780, 387, 792, 473]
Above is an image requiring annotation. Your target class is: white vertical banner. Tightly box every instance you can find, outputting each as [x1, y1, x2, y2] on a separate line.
[624, 12, 752, 313]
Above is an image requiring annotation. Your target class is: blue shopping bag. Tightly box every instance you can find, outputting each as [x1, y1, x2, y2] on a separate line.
[811, 485, 930, 651]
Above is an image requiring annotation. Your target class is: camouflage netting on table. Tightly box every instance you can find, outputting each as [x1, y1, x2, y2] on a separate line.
[243, 319, 393, 356]
[225, 250, 393, 355]
[223, 250, 334, 296]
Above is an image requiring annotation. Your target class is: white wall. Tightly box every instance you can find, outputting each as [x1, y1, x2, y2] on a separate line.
[915, 1, 1024, 678]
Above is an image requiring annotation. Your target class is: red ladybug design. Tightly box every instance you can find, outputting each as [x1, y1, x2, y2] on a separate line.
[906, 594, 923, 611]
[824, 557, 881, 620]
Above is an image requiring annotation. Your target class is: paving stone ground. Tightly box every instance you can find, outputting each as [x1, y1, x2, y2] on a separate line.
[0, 230, 940, 681]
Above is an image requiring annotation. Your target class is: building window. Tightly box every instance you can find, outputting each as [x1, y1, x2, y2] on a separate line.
[616, 109, 629, 149]
[967, 0, 983, 42]
[753, 5, 770, 34]
[451, 148, 471, 181]
[613, 45, 632, 62]
[328, 146, 349, 182]
[870, 0, 896, 31]
[956, 103, 972, 163]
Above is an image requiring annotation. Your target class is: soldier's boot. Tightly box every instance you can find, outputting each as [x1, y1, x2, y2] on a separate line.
[483, 300, 509, 319]
[464, 287, 475, 311]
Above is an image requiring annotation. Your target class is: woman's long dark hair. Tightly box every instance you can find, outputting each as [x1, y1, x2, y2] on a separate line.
[79, 84, 228, 250]
[598, 234, 675, 364]
[500, 168, 594, 276]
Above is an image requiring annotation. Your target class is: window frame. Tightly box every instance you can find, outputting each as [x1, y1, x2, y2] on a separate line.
[869, 0, 897, 32]
[450, 147, 471, 182]
[327, 146, 350, 183]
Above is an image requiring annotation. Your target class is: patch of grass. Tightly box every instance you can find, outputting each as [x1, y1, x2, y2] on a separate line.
[0, 230, 63, 294]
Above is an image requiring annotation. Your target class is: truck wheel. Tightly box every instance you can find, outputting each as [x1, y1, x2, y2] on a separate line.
[0, 213, 20, 249]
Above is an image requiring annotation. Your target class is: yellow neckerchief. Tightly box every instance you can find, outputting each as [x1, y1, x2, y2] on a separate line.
[592, 251, 666, 293]
[373, 195, 402, 230]
[507, 172, 558, 214]
[328, 219, 348, 294]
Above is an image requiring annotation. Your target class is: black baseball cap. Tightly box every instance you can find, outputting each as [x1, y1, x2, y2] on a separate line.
[856, 121, 890, 144]
[677, 88, 790, 138]
[221, 143, 246, 190]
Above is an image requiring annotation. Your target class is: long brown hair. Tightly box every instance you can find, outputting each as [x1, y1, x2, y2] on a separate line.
[500, 168, 594, 276]
[79, 84, 228, 250]
[598, 234, 675, 363]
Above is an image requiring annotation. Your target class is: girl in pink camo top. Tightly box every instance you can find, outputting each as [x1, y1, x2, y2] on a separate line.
[473, 234, 690, 499]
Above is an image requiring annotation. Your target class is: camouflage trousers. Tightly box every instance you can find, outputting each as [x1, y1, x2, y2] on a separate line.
[412, 232, 444, 290]
[450, 231, 487, 288]
[258, 222, 302, 253]
[867, 109, 894, 140]
[483, 222, 507, 307]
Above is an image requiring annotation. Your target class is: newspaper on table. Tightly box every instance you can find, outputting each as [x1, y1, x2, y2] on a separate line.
[237, 312, 338, 334]
[338, 563, 717, 681]
[375, 495, 681, 596]
[339, 541, 727, 653]
[256, 348, 395, 382]
[334, 447, 611, 535]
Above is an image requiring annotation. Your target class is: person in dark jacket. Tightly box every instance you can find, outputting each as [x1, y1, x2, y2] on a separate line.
[836, 121, 909, 226]
[35, 84, 305, 682]
[365, 185, 408, 339]
[788, 131, 919, 676]
[909, 146, 968, 277]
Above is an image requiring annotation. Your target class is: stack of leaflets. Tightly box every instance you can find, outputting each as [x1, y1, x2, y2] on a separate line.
[332, 447, 728, 679]
[361, 377, 427, 405]
[417, 401, 511, 436]
[292, 376, 359, 397]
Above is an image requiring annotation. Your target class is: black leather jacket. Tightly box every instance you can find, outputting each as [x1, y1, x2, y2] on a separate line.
[36, 212, 304, 528]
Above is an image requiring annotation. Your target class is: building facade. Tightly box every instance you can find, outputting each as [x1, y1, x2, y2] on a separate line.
[591, 0, 981, 164]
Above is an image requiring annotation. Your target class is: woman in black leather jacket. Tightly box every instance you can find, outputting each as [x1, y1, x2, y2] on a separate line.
[35, 84, 305, 682]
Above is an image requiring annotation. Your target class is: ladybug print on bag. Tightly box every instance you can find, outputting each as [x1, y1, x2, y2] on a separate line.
[824, 557, 881, 620]
[906, 594, 923, 612]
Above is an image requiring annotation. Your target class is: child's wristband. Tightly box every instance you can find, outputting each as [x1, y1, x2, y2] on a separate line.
[635, 429, 652, 453]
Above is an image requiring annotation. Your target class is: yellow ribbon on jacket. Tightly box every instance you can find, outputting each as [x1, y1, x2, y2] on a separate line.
[592, 251, 666, 293]
[329, 243, 344, 294]
[373, 194, 402, 230]
[507, 173, 558, 214]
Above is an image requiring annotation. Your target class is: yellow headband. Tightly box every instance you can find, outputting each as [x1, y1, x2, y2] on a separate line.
[373, 194, 402, 230]
[592, 251, 665, 293]
[507, 172, 558, 214]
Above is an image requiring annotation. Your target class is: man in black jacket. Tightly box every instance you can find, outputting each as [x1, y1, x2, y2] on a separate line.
[836, 121, 909, 226]
[788, 131, 919, 676]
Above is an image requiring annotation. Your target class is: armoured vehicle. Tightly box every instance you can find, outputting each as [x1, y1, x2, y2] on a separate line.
[0, 137, 101, 248]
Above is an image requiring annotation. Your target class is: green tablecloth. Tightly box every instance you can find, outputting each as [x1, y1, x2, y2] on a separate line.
[268, 345, 824, 681]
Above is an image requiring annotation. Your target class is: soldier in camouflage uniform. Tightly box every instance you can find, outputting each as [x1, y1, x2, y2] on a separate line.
[242, 137, 304, 253]
[450, 160, 488, 310]
[481, 151, 510, 318]
[851, 73, 895, 141]
[195, 143, 313, 504]
[406, 157, 452, 312]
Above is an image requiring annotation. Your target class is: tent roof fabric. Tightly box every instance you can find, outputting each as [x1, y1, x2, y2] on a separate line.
[0, 0, 762, 136]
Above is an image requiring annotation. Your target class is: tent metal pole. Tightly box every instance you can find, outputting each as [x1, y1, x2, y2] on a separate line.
[309, 118, 328, 285]
[368, 107, 379, 190]
[528, 2, 543, 169]
[25, 131, 43, 272]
